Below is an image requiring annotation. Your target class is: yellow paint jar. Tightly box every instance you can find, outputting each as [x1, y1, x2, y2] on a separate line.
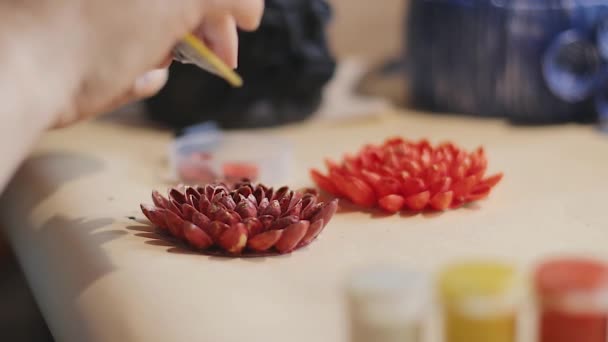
[438, 261, 524, 342]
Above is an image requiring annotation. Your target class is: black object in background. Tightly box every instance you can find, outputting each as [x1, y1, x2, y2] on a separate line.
[145, 0, 336, 130]
[404, 0, 608, 124]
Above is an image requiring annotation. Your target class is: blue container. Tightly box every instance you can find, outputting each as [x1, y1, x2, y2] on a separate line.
[404, 0, 608, 124]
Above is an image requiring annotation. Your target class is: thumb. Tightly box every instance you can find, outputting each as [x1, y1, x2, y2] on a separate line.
[133, 68, 169, 98]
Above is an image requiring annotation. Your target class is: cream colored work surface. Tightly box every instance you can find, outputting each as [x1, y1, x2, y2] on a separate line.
[2, 110, 608, 342]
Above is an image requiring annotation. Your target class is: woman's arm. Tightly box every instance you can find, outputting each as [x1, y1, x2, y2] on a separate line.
[0, 2, 85, 190]
[0, 0, 263, 192]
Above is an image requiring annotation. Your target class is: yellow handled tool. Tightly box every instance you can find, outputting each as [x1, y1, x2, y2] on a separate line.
[173, 34, 243, 87]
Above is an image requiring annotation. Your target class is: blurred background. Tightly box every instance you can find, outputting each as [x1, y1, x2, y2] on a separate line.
[329, 0, 404, 63]
[3, 0, 607, 340]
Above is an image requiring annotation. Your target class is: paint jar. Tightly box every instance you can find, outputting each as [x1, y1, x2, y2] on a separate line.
[345, 266, 428, 342]
[438, 261, 524, 342]
[535, 257, 608, 342]
[169, 128, 293, 186]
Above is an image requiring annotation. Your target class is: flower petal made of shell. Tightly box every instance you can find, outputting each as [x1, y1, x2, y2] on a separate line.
[152, 190, 168, 208]
[183, 222, 213, 249]
[198, 196, 211, 213]
[450, 164, 467, 182]
[378, 194, 406, 213]
[140, 204, 167, 228]
[429, 191, 453, 211]
[324, 158, 341, 172]
[452, 175, 478, 199]
[206, 202, 226, 221]
[214, 210, 242, 225]
[273, 186, 290, 202]
[401, 177, 426, 197]
[401, 160, 422, 178]
[302, 202, 323, 221]
[164, 210, 186, 238]
[243, 217, 264, 236]
[235, 199, 257, 219]
[300, 219, 324, 246]
[429, 177, 452, 195]
[466, 185, 492, 202]
[361, 170, 402, 198]
[330, 170, 376, 207]
[186, 194, 199, 208]
[310, 199, 339, 228]
[285, 200, 302, 217]
[237, 185, 253, 198]
[257, 197, 270, 213]
[247, 230, 283, 252]
[185, 187, 201, 202]
[169, 188, 187, 205]
[300, 194, 318, 214]
[204, 185, 215, 200]
[262, 200, 282, 218]
[278, 191, 294, 213]
[424, 163, 446, 185]
[275, 221, 310, 254]
[269, 215, 299, 230]
[219, 195, 237, 210]
[310, 169, 341, 197]
[258, 215, 275, 231]
[168, 200, 184, 218]
[218, 223, 248, 254]
[206, 221, 230, 242]
[192, 211, 211, 230]
[404, 191, 431, 211]
[263, 187, 275, 202]
[481, 173, 503, 188]
[253, 187, 266, 205]
[181, 203, 197, 221]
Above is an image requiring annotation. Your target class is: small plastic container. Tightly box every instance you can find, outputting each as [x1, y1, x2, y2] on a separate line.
[438, 261, 524, 342]
[345, 266, 428, 342]
[169, 127, 293, 186]
[535, 257, 608, 342]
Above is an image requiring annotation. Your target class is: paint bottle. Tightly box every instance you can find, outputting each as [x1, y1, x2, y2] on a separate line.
[535, 257, 608, 342]
[438, 261, 524, 342]
[345, 266, 427, 342]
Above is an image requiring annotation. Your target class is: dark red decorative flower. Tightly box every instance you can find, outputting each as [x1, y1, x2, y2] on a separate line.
[310, 137, 503, 213]
[140, 180, 338, 256]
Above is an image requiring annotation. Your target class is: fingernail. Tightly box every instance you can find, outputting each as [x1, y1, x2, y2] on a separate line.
[134, 69, 169, 96]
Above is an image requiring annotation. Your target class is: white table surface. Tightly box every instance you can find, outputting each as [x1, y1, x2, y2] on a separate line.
[2, 107, 608, 342]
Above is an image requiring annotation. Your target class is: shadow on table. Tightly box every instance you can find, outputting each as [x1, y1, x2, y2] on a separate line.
[126, 222, 198, 254]
[1, 150, 105, 214]
[126, 222, 291, 262]
[5, 215, 122, 341]
[0, 151, 125, 340]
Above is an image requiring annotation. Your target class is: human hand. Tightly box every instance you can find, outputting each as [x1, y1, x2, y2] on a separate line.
[46, 0, 263, 128]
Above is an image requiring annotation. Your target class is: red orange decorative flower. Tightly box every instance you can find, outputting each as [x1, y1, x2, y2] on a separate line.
[140, 180, 338, 256]
[310, 137, 502, 213]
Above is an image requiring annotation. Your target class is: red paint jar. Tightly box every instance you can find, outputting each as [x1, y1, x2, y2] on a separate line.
[535, 258, 608, 342]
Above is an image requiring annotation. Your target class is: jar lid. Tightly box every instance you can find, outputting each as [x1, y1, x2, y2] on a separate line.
[535, 257, 608, 313]
[346, 266, 428, 324]
[438, 260, 524, 317]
